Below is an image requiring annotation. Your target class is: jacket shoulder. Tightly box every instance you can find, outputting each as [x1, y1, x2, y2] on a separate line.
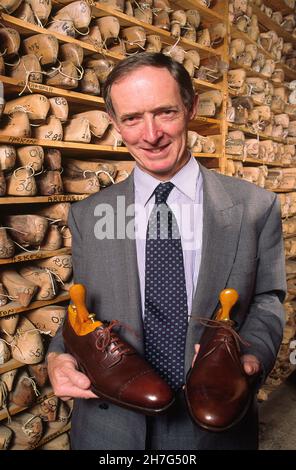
[203, 168, 277, 208]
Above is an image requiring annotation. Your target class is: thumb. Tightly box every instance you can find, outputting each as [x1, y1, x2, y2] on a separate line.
[69, 368, 92, 389]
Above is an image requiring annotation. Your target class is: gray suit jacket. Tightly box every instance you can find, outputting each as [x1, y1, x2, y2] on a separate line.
[48, 164, 286, 450]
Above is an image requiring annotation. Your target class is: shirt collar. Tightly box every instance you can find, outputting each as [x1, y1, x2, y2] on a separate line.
[134, 155, 200, 206]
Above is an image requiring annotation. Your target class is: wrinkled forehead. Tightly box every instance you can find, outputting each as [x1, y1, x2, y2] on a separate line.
[110, 67, 184, 110]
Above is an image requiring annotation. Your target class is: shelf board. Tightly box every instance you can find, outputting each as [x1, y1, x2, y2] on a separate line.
[273, 189, 296, 193]
[28, 423, 71, 450]
[169, 0, 226, 22]
[193, 152, 222, 159]
[0, 293, 70, 319]
[0, 247, 71, 266]
[193, 78, 223, 91]
[0, 194, 89, 204]
[0, 135, 129, 157]
[0, 389, 55, 422]
[264, 0, 295, 15]
[0, 76, 222, 118]
[230, 38, 296, 83]
[252, 5, 296, 49]
[88, 3, 222, 59]
[229, 62, 288, 87]
[0, 358, 23, 376]
[0, 13, 123, 62]
[228, 123, 286, 144]
[230, 25, 274, 61]
[0, 75, 104, 109]
[228, 155, 289, 168]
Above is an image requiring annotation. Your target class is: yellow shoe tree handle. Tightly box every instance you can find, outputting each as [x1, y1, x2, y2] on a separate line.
[69, 284, 103, 333]
[69, 284, 91, 322]
[215, 288, 239, 322]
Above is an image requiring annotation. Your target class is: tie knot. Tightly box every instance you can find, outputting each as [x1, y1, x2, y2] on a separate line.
[154, 182, 174, 205]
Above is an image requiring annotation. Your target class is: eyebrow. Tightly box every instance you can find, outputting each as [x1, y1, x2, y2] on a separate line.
[119, 105, 180, 121]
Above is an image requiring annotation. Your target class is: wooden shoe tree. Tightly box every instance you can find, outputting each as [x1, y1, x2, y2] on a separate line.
[68, 284, 102, 335]
[215, 288, 239, 322]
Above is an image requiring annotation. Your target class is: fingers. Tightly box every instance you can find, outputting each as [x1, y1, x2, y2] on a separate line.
[191, 343, 200, 368]
[241, 354, 261, 376]
[48, 352, 98, 400]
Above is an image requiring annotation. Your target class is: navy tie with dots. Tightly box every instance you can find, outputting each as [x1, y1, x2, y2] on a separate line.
[144, 182, 188, 391]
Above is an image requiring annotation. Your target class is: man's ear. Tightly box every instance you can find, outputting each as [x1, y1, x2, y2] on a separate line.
[189, 94, 199, 121]
[108, 114, 120, 134]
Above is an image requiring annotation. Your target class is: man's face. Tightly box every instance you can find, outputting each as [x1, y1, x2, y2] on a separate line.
[109, 66, 197, 181]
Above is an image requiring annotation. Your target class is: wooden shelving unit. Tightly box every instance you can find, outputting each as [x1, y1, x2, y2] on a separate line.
[0, 247, 71, 265]
[0, 389, 55, 422]
[2, 0, 294, 446]
[0, 294, 70, 319]
[0, 195, 88, 204]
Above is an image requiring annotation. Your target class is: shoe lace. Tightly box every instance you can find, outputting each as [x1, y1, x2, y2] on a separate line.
[95, 320, 132, 357]
[193, 317, 251, 364]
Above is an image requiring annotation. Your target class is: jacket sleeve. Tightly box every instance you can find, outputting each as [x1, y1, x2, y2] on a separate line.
[240, 195, 286, 383]
[47, 205, 84, 355]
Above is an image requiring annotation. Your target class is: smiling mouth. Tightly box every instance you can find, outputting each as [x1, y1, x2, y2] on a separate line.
[142, 143, 170, 153]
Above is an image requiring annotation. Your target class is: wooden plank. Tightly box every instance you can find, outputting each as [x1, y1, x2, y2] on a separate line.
[0, 389, 55, 422]
[0, 13, 123, 62]
[0, 359, 23, 375]
[252, 5, 296, 48]
[169, 0, 226, 22]
[192, 152, 222, 159]
[229, 61, 288, 88]
[280, 63, 296, 82]
[264, 0, 294, 15]
[28, 423, 71, 450]
[89, 3, 222, 58]
[0, 75, 104, 108]
[230, 26, 274, 61]
[0, 294, 70, 319]
[228, 123, 286, 144]
[0, 248, 71, 266]
[0, 135, 130, 156]
[0, 194, 89, 204]
[230, 28, 296, 82]
[193, 78, 223, 91]
[228, 155, 288, 168]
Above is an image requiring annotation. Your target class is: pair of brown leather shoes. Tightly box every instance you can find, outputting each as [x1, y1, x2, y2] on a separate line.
[63, 285, 252, 427]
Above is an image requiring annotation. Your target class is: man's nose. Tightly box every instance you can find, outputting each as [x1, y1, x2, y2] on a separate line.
[142, 116, 163, 144]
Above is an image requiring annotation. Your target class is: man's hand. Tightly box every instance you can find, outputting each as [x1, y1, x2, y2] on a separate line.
[192, 345, 261, 376]
[47, 352, 98, 401]
[241, 354, 261, 375]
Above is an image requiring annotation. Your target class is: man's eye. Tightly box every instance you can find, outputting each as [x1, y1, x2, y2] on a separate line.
[160, 110, 175, 117]
[123, 116, 139, 125]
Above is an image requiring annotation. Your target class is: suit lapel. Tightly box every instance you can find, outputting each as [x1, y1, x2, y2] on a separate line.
[111, 174, 144, 353]
[185, 167, 243, 371]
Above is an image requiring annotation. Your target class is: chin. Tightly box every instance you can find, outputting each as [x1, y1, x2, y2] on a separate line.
[147, 162, 175, 176]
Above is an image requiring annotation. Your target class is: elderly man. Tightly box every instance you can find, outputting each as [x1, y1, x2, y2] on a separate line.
[47, 53, 286, 450]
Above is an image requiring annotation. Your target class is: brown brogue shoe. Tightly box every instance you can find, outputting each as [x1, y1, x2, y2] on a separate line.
[184, 289, 252, 432]
[63, 284, 175, 415]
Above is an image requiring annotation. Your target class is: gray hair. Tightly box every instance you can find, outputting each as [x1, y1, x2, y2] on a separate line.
[102, 52, 196, 119]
